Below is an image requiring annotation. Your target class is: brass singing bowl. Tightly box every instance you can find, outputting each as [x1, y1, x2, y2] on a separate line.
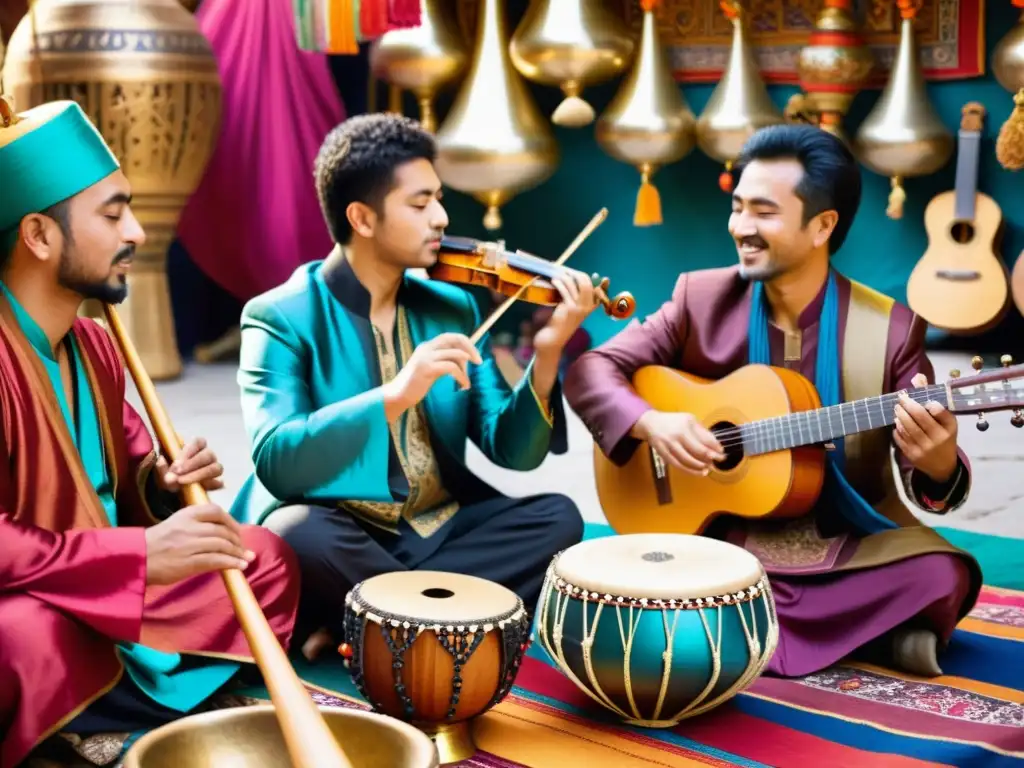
[122, 705, 440, 768]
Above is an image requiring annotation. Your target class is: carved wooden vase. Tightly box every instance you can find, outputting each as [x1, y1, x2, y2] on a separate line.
[1, 0, 222, 380]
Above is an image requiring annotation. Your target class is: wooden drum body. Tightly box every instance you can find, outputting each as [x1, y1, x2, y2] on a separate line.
[343, 571, 532, 763]
[537, 534, 778, 727]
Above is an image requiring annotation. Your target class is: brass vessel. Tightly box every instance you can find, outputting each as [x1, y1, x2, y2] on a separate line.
[695, 1, 783, 168]
[2, 0, 222, 380]
[509, 0, 635, 127]
[122, 705, 440, 767]
[434, 0, 558, 230]
[797, 0, 873, 139]
[854, 10, 952, 218]
[369, 0, 470, 132]
[993, 12, 1024, 94]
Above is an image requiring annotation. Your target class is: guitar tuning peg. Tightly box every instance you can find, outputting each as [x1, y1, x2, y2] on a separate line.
[971, 355, 984, 371]
[1013, 410, 1024, 428]
[1002, 354, 1014, 368]
[949, 368, 960, 379]
[976, 413, 989, 431]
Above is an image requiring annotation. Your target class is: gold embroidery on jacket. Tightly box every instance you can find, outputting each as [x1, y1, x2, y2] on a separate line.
[339, 307, 459, 537]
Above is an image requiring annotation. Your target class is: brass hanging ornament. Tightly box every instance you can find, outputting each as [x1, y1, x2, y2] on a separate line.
[369, 0, 469, 133]
[509, 0, 635, 128]
[797, 0, 873, 142]
[992, 2, 1024, 170]
[696, 0, 784, 193]
[595, 0, 696, 226]
[853, 0, 953, 219]
[434, 0, 558, 231]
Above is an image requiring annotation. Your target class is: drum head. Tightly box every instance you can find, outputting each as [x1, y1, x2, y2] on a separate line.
[553, 534, 764, 600]
[353, 570, 522, 624]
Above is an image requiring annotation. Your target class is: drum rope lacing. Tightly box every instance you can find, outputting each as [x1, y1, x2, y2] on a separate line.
[536, 556, 782, 727]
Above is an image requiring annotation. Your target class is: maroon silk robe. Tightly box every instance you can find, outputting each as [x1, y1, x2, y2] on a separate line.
[0, 306, 300, 768]
[564, 267, 982, 676]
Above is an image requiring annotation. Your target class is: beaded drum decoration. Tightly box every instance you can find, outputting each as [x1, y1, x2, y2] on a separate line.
[342, 571, 532, 762]
[537, 534, 778, 727]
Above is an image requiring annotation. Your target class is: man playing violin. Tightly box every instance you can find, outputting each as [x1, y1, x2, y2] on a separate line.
[564, 124, 981, 678]
[0, 99, 300, 768]
[230, 112, 591, 659]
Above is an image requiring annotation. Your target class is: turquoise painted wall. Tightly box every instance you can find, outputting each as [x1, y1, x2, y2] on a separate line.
[432, 4, 1024, 352]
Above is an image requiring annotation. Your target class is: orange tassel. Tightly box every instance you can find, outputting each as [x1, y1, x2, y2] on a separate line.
[328, 0, 359, 54]
[634, 177, 663, 227]
[640, 0, 659, 12]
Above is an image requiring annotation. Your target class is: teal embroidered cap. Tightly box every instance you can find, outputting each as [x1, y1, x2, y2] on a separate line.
[0, 98, 120, 233]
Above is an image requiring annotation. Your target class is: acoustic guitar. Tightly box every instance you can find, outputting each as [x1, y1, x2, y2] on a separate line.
[906, 102, 1009, 334]
[593, 358, 1024, 536]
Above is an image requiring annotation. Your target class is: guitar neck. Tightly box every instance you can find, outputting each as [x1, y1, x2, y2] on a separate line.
[953, 129, 980, 221]
[738, 383, 948, 456]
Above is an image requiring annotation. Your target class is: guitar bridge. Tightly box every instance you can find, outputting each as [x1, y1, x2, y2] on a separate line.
[935, 269, 980, 281]
[649, 447, 672, 506]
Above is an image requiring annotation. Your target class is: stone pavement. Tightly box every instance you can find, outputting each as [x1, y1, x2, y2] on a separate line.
[137, 350, 1024, 539]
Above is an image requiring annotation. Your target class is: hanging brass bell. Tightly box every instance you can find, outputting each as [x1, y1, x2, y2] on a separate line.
[369, 0, 470, 132]
[509, 0, 635, 128]
[595, 0, 695, 226]
[434, 0, 558, 230]
[695, 1, 783, 189]
[854, 5, 953, 219]
[993, 12, 1024, 94]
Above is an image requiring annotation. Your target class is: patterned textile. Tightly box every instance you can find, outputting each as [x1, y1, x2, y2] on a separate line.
[454, 0, 985, 84]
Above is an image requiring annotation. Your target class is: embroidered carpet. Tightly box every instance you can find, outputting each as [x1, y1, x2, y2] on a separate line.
[43, 523, 1023, 767]
[233, 523, 1024, 768]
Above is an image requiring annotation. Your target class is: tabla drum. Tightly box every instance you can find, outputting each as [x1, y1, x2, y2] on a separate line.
[341, 571, 532, 763]
[537, 533, 778, 727]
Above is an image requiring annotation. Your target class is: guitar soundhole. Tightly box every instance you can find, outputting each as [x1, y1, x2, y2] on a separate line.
[949, 221, 975, 244]
[710, 421, 744, 471]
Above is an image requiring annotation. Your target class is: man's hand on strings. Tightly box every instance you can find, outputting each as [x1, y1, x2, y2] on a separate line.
[532, 268, 601, 356]
[382, 332, 482, 421]
[893, 372, 959, 484]
[155, 437, 225, 493]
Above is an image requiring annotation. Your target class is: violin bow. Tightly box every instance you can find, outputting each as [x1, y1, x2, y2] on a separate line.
[468, 207, 609, 345]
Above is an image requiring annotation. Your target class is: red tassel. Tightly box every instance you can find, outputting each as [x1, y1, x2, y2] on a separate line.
[389, 0, 421, 28]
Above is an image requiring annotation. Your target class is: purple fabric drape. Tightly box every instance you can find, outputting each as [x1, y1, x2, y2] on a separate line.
[176, 0, 346, 302]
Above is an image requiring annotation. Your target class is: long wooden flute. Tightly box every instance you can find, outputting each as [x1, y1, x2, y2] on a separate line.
[102, 304, 353, 768]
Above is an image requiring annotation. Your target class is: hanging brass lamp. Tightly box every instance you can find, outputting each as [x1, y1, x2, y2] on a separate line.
[433, 0, 558, 230]
[369, 0, 469, 132]
[797, 0, 873, 142]
[695, 0, 784, 193]
[509, 0, 635, 128]
[595, 0, 695, 226]
[854, 0, 953, 219]
[992, 5, 1024, 171]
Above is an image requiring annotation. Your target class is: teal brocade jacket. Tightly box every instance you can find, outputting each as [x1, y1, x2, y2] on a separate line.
[228, 255, 569, 527]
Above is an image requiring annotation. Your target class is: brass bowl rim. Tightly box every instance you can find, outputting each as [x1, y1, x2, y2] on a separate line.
[121, 704, 441, 768]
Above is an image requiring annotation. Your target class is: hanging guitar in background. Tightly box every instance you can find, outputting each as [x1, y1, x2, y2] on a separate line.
[906, 103, 1010, 334]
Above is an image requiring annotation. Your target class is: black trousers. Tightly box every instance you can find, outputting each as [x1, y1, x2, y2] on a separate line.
[262, 493, 584, 649]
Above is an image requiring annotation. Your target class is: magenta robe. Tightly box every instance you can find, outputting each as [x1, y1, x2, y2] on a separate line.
[0, 309, 300, 768]
[564, 266, 982, 676]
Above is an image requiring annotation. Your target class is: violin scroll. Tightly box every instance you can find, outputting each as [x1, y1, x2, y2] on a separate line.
[592, 274, 636, 319]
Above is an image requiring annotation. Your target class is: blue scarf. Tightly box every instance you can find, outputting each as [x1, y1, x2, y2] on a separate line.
[747, 270, 897, 536]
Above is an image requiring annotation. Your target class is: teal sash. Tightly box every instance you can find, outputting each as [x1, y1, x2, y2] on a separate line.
[746, 271, 898, 536]
[0, 284, 238, 712]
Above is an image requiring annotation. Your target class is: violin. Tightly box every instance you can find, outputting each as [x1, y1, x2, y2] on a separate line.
[428, 235, 636, 320]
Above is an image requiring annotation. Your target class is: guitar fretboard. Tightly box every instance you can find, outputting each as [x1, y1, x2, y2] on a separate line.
[736, 383, 948, 455]
[953, 131, 980, 222]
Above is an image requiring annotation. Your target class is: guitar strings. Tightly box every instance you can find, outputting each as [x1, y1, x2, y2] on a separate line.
[696, 387, 965, 451]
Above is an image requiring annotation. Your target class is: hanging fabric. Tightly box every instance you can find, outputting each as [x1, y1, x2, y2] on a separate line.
[293, 0, 421, 54]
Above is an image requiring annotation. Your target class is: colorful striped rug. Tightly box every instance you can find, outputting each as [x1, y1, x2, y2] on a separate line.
[234, 523, 1024, 767]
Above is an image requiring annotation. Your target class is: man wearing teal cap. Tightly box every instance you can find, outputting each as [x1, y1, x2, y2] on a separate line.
[0, 97, 302, 768]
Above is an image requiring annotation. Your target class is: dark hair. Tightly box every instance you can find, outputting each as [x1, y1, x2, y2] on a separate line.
[313, 113, 437, 245]
[0, 198, 72, 273]
[733, 124, 861, 255]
